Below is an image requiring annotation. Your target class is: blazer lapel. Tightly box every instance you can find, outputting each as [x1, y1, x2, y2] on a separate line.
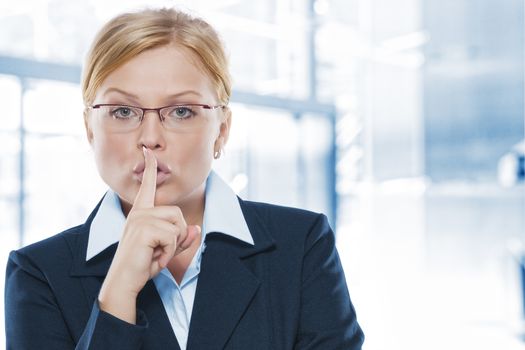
[186, 236, 260, 350]
[68, 200, 116, 312]
[138, 281, 181, 350]
[68, 199, 180, 350]
[187, 199, 276, 350]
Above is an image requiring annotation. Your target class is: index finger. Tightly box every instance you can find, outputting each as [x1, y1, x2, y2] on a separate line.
[133, 146, 157, 209]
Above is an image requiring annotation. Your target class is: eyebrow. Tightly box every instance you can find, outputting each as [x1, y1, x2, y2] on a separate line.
[102, 87, 204, 101]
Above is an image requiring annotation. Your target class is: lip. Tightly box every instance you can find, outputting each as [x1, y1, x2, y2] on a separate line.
[132, 158, 172, 185]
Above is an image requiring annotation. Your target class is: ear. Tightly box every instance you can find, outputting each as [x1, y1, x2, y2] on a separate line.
[83, 109, 94, 146]
[216, 107, 232, 148]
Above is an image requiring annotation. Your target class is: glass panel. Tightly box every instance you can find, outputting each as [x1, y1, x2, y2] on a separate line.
[0, 8, 34, 59]
[0, 0, 311, 99]
[213, 22, 309, 99]
[301, 113, 332, 215]
[206, 0, 278, 23]
[23, 79, 84, 136]
[213, 104, 333, 217]
[245, 107, 301, 207]
[0, 132, 20, 199]
[214, 104, 301, 208]
[328, 1, 525, 350]
[23, 134, 107, 246]
[0, 75, 21, 131]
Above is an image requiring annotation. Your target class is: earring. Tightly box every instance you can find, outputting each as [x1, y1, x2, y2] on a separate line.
[214, 148, 222, 159]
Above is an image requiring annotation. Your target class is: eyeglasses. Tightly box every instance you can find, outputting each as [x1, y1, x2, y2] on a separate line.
[88, 103, 226, 132]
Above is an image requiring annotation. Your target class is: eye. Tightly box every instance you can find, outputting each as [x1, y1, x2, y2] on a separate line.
[167, 106, 195, 120]
[110, 106, 139, 119]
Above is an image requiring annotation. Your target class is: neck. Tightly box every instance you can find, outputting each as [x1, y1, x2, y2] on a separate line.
[176, 182, 206, 227]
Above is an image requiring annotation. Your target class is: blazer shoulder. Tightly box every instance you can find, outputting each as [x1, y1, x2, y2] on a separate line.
[12, 196, 102, 270]
[241, 199, 326, 225]
[10, 224, 85, 273]
[239, 199, 331, 245]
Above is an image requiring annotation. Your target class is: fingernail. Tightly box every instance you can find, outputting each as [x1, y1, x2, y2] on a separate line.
[142, 146, 148, 156]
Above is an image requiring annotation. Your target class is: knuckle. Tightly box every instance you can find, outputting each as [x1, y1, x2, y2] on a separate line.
[171, 224, 181, 236]
[168, 207, 183, 224]
[172, 206, 183, 217]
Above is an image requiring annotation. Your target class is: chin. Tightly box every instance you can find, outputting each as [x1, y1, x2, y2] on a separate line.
[152, 184, 183, 205]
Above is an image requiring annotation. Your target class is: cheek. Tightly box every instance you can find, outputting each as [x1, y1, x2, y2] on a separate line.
[92, 133, 131, 178]
[177, 132, 214, 161]
[171, 129, 216, 171]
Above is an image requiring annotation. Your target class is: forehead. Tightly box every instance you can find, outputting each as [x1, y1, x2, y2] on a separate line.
[95, 45, 217, 104]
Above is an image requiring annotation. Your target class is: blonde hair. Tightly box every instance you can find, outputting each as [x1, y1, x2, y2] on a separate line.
[81, 8, 231, 106]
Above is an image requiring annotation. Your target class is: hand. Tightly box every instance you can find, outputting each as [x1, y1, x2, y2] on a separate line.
[98, 146, 200, 323]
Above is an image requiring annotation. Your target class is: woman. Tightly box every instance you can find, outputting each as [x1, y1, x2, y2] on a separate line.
[5, 8, 364, 350]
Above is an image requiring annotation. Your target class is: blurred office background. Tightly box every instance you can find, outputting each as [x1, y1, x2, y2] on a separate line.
[1, 0, 524, 349]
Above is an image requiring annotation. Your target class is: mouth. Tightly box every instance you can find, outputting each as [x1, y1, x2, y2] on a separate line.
[132, 159, 172, 185]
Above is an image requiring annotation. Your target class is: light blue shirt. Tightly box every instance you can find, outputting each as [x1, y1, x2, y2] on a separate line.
[86, 171, 254, 350]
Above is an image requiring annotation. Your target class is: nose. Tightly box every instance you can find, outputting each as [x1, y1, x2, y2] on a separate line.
[137, 110, 166, 150]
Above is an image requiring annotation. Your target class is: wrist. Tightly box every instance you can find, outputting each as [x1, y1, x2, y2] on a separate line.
[98, 278, 139, 324]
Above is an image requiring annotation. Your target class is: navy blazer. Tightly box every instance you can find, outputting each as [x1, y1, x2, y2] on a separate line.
[5, 197, 364, 349]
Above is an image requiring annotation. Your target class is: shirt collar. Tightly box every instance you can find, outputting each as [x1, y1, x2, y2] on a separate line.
[86, 170, 254, 261]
